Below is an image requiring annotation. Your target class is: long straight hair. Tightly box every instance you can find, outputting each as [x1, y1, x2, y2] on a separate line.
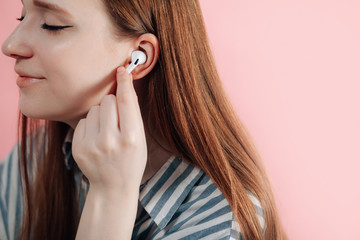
[17, 0, 287, 239]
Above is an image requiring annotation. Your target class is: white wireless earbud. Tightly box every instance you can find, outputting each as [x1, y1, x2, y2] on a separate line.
[126, 50, 147, 74]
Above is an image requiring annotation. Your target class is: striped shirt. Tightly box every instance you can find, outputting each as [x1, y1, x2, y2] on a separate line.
[1, 136, 265, 240]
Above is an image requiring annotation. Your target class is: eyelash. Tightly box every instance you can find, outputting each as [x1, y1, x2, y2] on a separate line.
[16, 16, 72, 33]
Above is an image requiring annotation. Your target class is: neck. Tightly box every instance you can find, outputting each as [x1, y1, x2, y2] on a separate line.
[141, 124, 173, 185]
[133, 77, 174, 185]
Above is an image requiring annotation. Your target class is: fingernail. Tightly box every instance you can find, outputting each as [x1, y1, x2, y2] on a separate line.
[117, 67, 126, 74]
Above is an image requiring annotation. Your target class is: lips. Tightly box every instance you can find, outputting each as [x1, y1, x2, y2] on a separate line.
[14, 68, 44, 79]
[16, 76, 45, 88]
[15, 68, 46, 88]
[19, 75, 43, 78]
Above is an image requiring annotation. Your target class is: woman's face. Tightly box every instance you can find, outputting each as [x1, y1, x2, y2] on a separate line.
[1, 0, 133, 127]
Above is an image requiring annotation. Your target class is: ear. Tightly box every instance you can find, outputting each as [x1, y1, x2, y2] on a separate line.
[125, 33, 160, 80]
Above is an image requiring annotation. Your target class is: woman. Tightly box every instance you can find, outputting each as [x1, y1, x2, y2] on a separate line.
[0, 0, 287, 239]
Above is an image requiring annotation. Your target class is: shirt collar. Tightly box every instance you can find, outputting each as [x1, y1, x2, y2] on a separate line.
[62, 128, 75, 171]
[61, 128, 205, 230]
[138, 155, 204, 230]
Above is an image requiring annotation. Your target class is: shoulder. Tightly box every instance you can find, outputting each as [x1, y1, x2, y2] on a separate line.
[0, 145, 21, 207]
[229, 189, 266, 239]
[136, 156, 265, 239]
[0, 144, 20, 189]
[158, 168, 265, 239]
[0, 144, 22, 240]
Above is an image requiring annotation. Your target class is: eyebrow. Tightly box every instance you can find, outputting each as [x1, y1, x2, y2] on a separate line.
[21, 0, 73, 18]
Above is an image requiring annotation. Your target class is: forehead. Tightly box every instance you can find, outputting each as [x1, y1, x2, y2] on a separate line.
[20, 0, 127, 42]
[21, 0, 108, 17]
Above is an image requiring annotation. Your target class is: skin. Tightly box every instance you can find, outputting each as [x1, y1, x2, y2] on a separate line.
[2, 0, 173, 238]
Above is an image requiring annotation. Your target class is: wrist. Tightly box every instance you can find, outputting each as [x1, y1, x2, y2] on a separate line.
[89, 185, 139, 202]
[76, 184, 139, 240]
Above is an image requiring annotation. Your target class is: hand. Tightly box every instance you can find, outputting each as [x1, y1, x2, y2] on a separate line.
[72, 66, 147, 195]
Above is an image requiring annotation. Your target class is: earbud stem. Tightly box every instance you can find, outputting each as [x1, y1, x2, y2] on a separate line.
[126, 62, 137, 74]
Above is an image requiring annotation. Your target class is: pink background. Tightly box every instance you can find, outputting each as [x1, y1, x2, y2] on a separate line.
[1, 1, 360, 239]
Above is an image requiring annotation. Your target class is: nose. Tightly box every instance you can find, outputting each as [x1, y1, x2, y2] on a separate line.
[1, 25, 33, 59]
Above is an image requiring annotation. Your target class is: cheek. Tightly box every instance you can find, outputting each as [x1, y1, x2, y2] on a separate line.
[30, 35, 120, 120]
[46, 35, 118, 93]
[42, 34, 115, 83]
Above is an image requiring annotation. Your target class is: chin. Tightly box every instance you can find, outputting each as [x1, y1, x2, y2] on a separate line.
[19, 98, 58, 120]
[19, 105, 56, 121]
[20, 111, 47, 120]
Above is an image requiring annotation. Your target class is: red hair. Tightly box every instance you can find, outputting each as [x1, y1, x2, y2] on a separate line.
[17, 1, 287, 239]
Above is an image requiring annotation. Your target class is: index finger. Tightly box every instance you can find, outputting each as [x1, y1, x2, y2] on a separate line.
[115, 66, 144, 135]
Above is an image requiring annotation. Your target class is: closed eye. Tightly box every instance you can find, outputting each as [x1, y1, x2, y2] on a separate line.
[41, 24, 72, 31]
[16, 16, 73, 33]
